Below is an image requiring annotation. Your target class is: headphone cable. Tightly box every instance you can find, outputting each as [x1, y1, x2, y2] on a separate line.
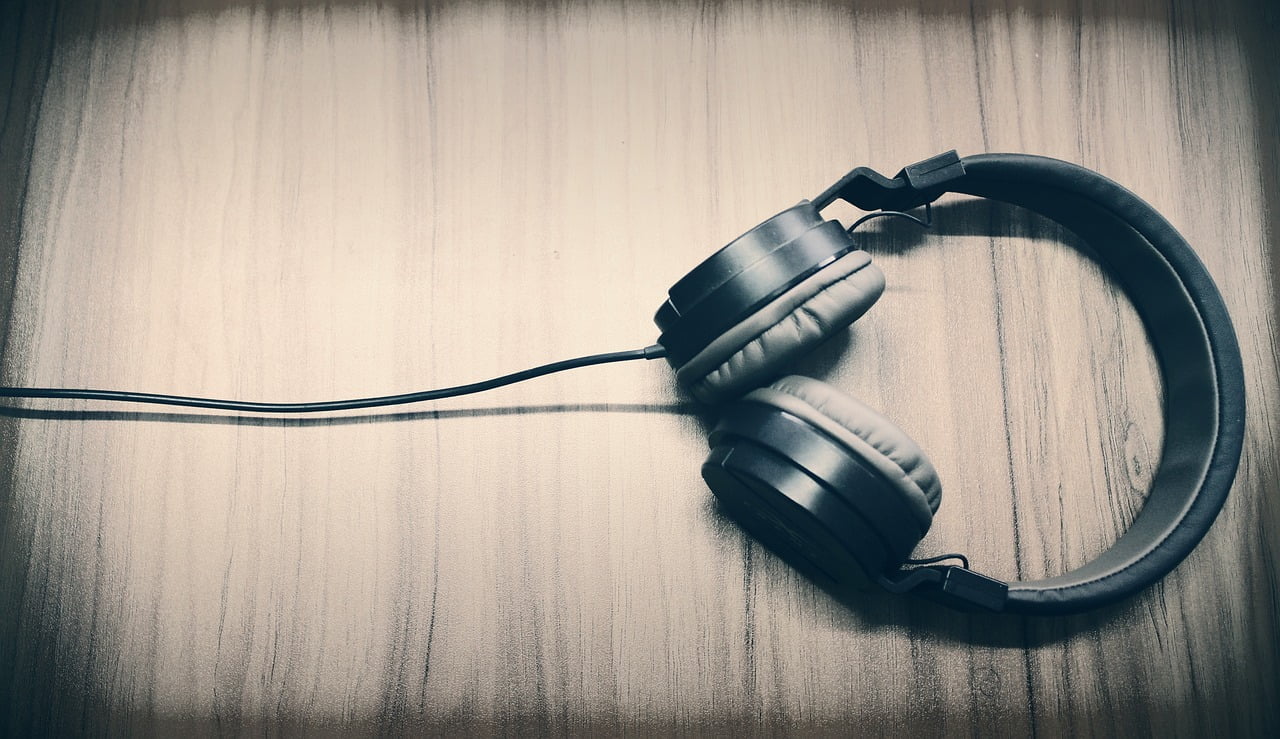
[0, 343, 668, 414]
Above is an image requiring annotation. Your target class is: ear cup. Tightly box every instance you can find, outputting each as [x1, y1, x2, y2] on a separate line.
[758, 376, 942, 527]
[654, 202, 884, 405]
[674, 253, 884, 403]
[701, 375, 942, 586]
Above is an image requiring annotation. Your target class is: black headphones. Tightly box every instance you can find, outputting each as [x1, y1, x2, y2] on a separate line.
[656, 151, 1245, 616]
[0, 151, 1245, 617]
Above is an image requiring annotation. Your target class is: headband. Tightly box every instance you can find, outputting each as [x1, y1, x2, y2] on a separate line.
[817, 152, 1245, 614]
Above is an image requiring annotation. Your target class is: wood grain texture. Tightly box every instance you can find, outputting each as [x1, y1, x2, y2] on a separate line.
[1, 0, 1277, 735]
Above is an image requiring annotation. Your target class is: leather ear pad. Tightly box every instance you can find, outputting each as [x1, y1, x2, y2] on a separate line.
[745, 375, 942, 531]
[673, 251, 885, 403]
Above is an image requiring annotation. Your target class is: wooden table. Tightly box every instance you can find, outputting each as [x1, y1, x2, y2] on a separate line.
[2, 0, 1277, 734]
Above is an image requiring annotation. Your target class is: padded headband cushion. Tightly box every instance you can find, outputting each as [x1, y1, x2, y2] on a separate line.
[674, 250, 884, 403]
[938, 154, 1244, 615]
[748, 375, 942, 530]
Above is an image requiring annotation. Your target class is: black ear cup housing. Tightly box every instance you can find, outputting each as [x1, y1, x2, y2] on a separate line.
[702, 376, 942, 589]
[656, 203, 885, 403]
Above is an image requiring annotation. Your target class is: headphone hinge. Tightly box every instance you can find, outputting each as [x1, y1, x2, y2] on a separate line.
[933, 566, 1008, 612]
[812, 150, 966, 213]
[878, 563, 1009, 613]
[892, 150, 966, 208]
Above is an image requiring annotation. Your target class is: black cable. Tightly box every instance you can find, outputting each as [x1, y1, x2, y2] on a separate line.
[0, 343, 668, 413]
[903, 552, 970, 570]
[846, 202, 933, 235]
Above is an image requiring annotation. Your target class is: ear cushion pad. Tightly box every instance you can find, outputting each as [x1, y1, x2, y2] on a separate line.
[745, 376, 942, 530]
[673, 250, 885, 403]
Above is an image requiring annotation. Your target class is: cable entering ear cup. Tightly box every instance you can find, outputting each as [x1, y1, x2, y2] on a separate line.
[673, 253, 884, 403]
[655, 202, 885, 404]
[660, 208, 860, 361]
[756, 376, 942, 528]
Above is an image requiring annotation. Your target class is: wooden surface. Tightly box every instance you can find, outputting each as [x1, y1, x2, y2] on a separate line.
[1, 0, 1278, 735]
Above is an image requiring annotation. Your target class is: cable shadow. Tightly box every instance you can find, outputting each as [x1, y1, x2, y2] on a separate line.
[0, 401, 700, 427]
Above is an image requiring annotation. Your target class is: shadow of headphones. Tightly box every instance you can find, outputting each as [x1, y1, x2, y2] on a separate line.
[655, 151, 1245, 616]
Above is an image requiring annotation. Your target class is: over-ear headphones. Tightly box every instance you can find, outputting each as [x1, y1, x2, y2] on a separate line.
[0, 151, 1245, 617]
[657, 151, 1245, 616]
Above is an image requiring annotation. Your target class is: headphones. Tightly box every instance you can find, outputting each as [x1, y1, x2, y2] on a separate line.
[655, 151, 1245, 616]
[0, 151, 1245, 616]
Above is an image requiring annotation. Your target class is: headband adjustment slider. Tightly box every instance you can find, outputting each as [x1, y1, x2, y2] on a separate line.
[897, 150, 966, 198]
